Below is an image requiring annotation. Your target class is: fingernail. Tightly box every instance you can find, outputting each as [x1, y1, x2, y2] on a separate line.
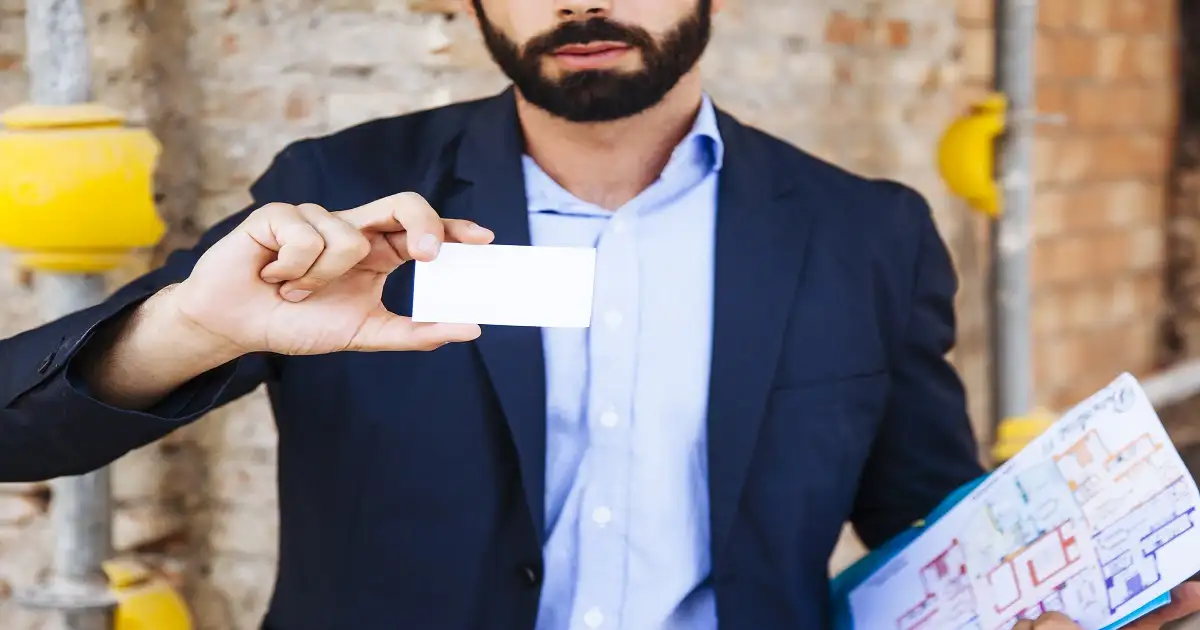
[418, 233, 440, 256]
[283, 290, 311, 302]
[471, 224, 493, 236]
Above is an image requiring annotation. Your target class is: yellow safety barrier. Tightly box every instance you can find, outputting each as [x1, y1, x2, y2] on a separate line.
[936, 94, 1007, 218]
[0, 103, 163, 273]
[0, 99, 187, 628]
[991, 408, 1057, 464]
[103, 561, 193, 630]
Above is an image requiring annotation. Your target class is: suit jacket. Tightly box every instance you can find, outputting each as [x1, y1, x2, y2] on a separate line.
[0, 89, 984, 629]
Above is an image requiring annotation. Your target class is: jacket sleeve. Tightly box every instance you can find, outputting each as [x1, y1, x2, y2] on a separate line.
[0, 140, 322, 482]
[848, 187, 987, 549]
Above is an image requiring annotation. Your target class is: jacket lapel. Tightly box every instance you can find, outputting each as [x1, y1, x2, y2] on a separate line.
[707, 112, 817, 564]
[431, 90, 550, 540]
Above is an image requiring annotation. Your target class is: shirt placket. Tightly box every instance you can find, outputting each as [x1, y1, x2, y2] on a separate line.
[571, 210, 640, 630]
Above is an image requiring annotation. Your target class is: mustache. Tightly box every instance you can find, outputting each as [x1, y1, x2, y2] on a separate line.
[524, 18, 656, 58]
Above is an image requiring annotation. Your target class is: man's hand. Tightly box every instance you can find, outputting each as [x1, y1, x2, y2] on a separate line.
[80, 192, 494, 411]
[1017, 583, 1200, 629]
[171, 191, 493, 356]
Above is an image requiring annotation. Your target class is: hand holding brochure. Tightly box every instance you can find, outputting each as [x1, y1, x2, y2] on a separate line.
[833, 373, 1200, 630]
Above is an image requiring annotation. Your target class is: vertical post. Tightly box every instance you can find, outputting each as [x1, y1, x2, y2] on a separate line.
[37, 276, 114, 630]
[27, 0, 91, 104]
[991, 0, 1038, 426]
[22, 2, 115, 630]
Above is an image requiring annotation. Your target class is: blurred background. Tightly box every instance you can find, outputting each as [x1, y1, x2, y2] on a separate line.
[0, 0, 1197, 628]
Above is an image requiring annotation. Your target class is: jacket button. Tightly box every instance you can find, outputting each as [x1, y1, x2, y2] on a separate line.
[518, 564, 540, 586]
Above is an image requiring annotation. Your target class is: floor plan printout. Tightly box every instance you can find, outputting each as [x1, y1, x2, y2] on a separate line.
[847, 373, 1200, 630]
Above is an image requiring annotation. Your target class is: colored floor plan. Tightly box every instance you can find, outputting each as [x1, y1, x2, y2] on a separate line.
[847, 374, 1200, 630]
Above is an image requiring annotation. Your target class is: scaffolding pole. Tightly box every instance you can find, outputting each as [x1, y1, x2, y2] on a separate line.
[17, 1, 117, 629]
[991, 0, 1039, 429]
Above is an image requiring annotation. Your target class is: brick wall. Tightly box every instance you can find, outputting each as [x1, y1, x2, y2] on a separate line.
[958, 0, 1179, 416]
[1029, 0, 1178, 410]
[0, 0, 1174, 627]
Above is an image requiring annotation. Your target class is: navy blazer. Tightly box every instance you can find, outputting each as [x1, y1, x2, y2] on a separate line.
[0, 89, 984, 630]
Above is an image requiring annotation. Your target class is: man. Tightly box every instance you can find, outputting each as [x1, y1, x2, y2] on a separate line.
[1, 0, 1196, 628]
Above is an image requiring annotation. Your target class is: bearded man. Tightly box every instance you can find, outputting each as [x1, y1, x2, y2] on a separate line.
[2, 1, 1196, 628]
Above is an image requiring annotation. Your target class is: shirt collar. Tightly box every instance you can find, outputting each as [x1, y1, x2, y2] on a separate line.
[524, 94, 725, 215]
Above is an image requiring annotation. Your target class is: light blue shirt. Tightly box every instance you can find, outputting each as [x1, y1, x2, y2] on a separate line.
[527, 96, 725, 630]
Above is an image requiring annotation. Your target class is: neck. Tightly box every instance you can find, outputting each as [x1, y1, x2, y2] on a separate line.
[517, 71, 705, 211]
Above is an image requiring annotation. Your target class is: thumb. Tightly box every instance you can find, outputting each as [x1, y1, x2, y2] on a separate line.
[349, 310, 482, 352]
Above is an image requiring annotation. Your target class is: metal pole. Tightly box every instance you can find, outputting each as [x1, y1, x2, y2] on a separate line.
[27, 0, 91, 104]
[37, 276, 115, 630]
[991, 0, 1039, 427]
[20, 2, 116, 629]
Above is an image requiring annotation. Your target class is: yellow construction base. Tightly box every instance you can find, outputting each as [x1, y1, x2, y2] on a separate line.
[0, 102, 163, 273]
[103, 560, 192, 630]
[991, 409, 1058, 464]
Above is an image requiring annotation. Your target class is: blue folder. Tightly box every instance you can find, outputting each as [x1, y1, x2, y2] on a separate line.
[828, 476, 1171, 630]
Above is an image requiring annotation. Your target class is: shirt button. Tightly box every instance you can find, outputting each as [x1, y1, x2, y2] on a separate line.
[583, 607, 604, 628]
[611, 217, 626, 234]
[592, 506, 612, 526]
[599, 410, 619, 428]
[604, 310, 623, 328]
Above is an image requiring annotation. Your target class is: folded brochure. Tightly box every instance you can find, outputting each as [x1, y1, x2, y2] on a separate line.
[831, 373, 1200, 629]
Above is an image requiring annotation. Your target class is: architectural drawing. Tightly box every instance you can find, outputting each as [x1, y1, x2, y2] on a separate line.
[848, 374, 1200, 630]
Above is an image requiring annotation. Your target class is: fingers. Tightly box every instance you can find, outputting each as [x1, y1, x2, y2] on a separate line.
[1031, 612, 1076, 629]
[278, 204, 371, 298]
[382, 218, 495, 263]
[349, 310, 482, 352]
[242, 196, 494, 303]
[1131, 582, 1200, 628]
[247, 203, 372, 302]
[247, 203, 322, 280]
[1013, 612, 1077, 630]
[339, 192, 448, 262]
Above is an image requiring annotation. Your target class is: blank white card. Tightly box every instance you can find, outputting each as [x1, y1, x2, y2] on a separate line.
[411, 243, 597, 328]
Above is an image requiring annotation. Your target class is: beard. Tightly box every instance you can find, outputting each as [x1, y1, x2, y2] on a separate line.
[474, 0, 712, 123]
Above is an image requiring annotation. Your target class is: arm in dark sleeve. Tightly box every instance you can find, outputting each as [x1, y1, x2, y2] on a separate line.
[0, 140, 321, 482]
[849, 188, 987, 549]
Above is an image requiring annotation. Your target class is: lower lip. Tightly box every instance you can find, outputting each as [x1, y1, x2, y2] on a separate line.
[553, 47, 631, 70]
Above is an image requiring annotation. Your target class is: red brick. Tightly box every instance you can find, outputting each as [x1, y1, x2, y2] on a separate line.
[825, 11, 866, 47]
[960, 26, 995, 82]
[1140, 83, 1178, 130]
[1034, 227, 1159, 288]
[957, 0, 993, 25]
[1095, 35, 1138, 81]
[1068, 85, 1143, 130]
[1133, 36, 1172, 81]
[885, 20, 911, 49]
[1143, 0, 1177, 34]
[1034, 331, 1091, 394]
[1072, 0, 1109, 32]
[1044, 135, 1098, 184]
[1053, 34, 1101, 79]
[1039, 0, 1073, 30]
[407, 0, 463, 13]
[1033, 136, 1059, 186]
[1036, 83, 1069, 121]
[1035, 32, 1057, 80]
[1109, 0, 1152, 32]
